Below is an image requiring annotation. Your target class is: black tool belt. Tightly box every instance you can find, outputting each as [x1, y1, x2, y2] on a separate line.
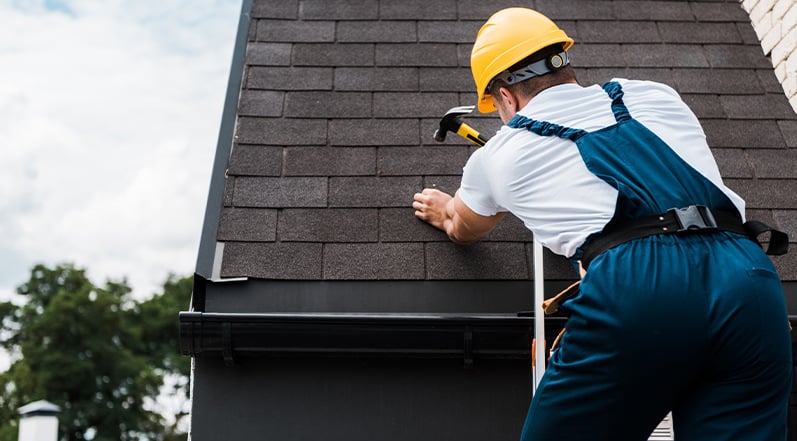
[580, 205, 789, 271]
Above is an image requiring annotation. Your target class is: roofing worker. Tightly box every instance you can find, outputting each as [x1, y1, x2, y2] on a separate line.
[413, 7, 791, 441]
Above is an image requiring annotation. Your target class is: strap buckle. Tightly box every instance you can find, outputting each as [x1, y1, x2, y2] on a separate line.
[668, 205, 717, 232]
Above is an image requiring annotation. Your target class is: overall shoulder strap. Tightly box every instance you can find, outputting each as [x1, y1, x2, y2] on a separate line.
[507, 114, 588, 142]
[601, 81, 631, 122]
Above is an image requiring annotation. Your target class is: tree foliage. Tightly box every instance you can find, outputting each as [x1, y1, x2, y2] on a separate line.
[0, 263, 192, 441]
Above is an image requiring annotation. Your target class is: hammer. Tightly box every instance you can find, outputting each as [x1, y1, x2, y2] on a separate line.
[433, 105, 488, 147]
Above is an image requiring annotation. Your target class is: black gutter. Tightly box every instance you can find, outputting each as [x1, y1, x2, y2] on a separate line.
[180, 312, 797, 368]
[179, 312, 567, 368]
[195, 0, 253, 279]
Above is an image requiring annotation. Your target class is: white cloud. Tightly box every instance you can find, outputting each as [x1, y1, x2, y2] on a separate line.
[0, 0, 241, 299]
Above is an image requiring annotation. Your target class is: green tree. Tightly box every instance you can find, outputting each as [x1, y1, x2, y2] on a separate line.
[0, 264, 192, 441]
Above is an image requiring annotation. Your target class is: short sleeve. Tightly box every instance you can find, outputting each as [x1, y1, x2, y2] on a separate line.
[457, 149, 503, 216]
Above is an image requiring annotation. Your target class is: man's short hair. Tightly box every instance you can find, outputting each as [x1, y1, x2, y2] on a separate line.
[488, 43, 576, 102]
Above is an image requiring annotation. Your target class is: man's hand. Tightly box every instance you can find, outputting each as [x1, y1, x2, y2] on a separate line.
[412, 188, 454, 231]
[412, 188, 505, 244]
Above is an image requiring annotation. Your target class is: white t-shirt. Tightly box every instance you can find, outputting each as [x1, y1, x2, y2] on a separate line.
[458, 78, 745, 258]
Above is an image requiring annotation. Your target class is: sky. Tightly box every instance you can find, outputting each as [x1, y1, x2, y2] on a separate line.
[0, 0, 241, 303]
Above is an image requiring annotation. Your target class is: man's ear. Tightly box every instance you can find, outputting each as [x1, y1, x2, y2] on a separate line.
[498, 87, 519, 112]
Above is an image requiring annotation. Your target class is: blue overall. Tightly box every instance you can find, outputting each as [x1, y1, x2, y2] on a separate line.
[508, 82, 792, 441]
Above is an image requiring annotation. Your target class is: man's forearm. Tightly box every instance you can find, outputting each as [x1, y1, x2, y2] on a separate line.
[413, 188, 504, 244]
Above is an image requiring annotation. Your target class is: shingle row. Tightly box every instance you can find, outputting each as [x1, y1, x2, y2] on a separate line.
[217, 0, 797, 283]
[220, 241, 539, 280]
[251, 0, 751, 22]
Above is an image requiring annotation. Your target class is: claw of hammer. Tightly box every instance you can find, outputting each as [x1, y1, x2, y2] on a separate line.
[434, 105, 488, 147]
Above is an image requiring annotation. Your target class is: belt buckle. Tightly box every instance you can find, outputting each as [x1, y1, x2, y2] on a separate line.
[668, 205, 717, 232]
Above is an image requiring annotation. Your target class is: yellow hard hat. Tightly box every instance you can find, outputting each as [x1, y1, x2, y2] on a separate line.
[471, 8, 574, 113]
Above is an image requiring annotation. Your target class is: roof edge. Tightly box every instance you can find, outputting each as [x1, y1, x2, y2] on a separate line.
[195, 0, 253, 279]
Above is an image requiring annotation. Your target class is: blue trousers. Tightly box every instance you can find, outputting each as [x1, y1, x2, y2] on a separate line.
[520, 232, 792, 441]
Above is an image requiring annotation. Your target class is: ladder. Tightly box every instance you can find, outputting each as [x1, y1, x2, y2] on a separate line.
[650, 413, 675, 440]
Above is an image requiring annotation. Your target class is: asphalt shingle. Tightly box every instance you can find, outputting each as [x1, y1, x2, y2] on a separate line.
[682, 94, 727, 119]
[283, 146, 376, 176]
[612, 1, 693, 21]
[577, 21, 660, 43]
[334, 67, 419, 91]
[238, 90, 284, 117]
[419, 68, 475, 92]
[748, 149, 797, 179]
[337, 21, 417, 43]
[247, 66, 334, 90]
[417, 21, 483, 43]
[221, 242, 322, 279]
[284, 91, 372, 118]
[210, 0, 797, 287]
[425, 242, 530, 280]
[245, 42, 291, 66]
[227, 145, 282, 176]
[379, 0, 457, 20]
[704, 45, 773, 69]
[657, 22, 743, 44]
[251, 0, 297, 19]
[457, 0, 534, 20]
[236, 117, 327, 145]
[536, 0, 616, 20]
[293, 43, 374, 66]
[278, 209, 379, 242]
[217, 208, 278, 242]
[774, 210, 797, 240]
[702, 120, 787, 148]
[690, 2, 750, 22]
[671, 69, 765, 94]
[329, 119, 419, 146]
[323, 243, 426, 279]
[727, 179, 797, 209]
[300, 0, 379, 20]
[233, 176, 328, 207]
[720, 94, 797, 120]
[380, 208, 450, 242]
[255, 20, 335, 42]
[373, 92, 460, 118]
[778, 120, 797, 147]
[621, 45, 710, 69]
[375, 44, 460, 67]
[711, 148, 753, 179]
[328, 176, 422, 207]
[377, 146, 469, 176]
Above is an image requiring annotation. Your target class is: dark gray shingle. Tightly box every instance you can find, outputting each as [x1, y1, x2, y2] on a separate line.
[221, 242, 322, 279]
[217, 208, 278, 242]
[300, 0, 378, 20]
[278, 209, 379, 242]
[293, 43, 374, 66]
[236, 117, 327, 144]
[337, 21, 417, 43]
[255, 20, 335, 42]
[283, 146, 376, 176]
[334, 67, 419, 91]
[328, 176, 422, 207]
[379, 0, 457, 20]
[324, 243, 426, 279]
[233, 176, 328, 207]
[284, 91, 372, 118]
[227, 145, 282, 176]
[209, 0, 797, 287]
[247, 66, 334, 91]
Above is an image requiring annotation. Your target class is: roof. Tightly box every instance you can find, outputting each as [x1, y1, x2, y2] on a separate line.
[196, 0, 797, 312]
[17, 400, 61, 417]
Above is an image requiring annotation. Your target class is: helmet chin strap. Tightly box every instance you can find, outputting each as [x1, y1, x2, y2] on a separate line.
[486, 51, 570, 94]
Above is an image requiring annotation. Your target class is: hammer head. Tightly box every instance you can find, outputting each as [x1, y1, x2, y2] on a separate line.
[434, 105, 476, 142]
